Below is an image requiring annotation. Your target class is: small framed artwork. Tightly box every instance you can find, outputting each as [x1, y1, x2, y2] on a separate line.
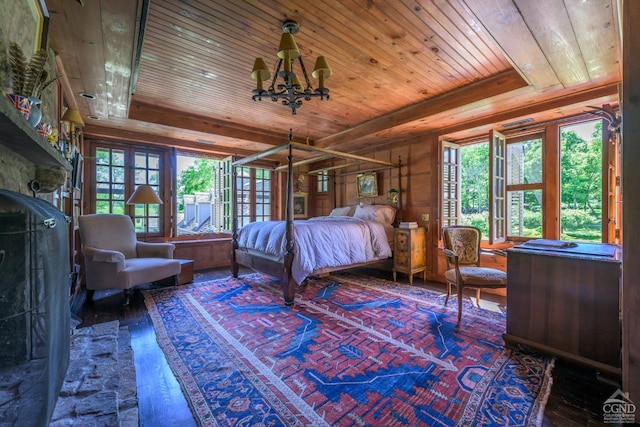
[357, 172, 378, 198]
[293, 192, 308, 219]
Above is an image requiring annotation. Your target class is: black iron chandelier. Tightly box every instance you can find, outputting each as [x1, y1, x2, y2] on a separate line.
[251, 20, 331, 115]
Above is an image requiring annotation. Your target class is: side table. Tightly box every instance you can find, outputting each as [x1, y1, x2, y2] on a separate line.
[175, 259, 194, 285]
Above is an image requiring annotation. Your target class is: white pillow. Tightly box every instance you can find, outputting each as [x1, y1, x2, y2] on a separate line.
[329, 206, 355, 217]
[353, 204, 396, 225]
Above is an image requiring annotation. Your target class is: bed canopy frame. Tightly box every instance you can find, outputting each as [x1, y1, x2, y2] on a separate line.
[231, 136, 402, 304]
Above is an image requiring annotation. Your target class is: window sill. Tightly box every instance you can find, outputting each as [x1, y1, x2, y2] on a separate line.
[171, 235, 232, 244]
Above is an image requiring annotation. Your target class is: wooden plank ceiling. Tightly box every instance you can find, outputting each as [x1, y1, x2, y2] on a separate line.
[47, 0, 621, 156]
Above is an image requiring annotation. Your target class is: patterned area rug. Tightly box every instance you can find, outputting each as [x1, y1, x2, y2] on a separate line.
[144, 273, 554, 426]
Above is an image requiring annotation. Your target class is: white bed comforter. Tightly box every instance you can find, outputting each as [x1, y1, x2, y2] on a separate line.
[236, 216, 392, 284]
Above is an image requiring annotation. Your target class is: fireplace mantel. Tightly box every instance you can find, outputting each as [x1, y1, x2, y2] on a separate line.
[0, 95, 71, 172]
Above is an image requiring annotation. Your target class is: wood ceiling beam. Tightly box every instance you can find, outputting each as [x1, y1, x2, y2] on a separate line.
[55, 55, 78, 109]
[343, 82, 619, 155]
[101, 0, 139, 118]
[84, 124, 259, 158]
[128, 98, 285, 147]
[313, 69, 527, 149]
[437, 83, 619, 137]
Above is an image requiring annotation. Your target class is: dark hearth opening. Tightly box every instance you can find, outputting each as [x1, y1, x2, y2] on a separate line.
[0, 190, 70, 426]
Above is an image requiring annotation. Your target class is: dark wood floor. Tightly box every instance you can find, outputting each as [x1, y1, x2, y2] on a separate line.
[71, 266, 623, 427]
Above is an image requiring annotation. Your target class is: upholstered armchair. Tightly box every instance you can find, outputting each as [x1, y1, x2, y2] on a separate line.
[442, 226, 507, 321]
[78, 213, 181, 305]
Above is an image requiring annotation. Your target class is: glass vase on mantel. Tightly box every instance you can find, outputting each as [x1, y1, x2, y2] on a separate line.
[27, 97, 42, 127]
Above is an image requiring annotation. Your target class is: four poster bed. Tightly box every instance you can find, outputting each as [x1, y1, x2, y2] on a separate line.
[231, 140, 402, 305]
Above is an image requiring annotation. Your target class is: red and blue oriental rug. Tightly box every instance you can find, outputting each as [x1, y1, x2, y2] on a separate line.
[144, 273, 554, 426]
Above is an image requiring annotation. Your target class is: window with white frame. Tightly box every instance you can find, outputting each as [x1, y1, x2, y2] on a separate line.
[506, 135, 543, 239]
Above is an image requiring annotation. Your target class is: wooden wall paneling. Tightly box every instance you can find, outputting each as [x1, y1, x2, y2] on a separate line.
[402, 138, 432, 221]
[313, 193, 331, 217]
[390, 142, 411, 215]
[622, 0, 640, 420]
[344, 167, 360, 205]
[173, 240, 232, 271]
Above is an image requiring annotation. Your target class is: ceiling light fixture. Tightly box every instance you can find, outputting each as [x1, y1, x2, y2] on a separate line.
[251, 20, 331, 115]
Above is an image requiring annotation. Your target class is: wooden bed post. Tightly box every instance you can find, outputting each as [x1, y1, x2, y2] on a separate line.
[231, 157, 239, 278]
[283, 136, 296, 305]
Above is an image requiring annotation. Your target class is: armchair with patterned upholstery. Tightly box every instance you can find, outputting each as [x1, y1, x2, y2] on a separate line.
[78, 213, 181, 305]
[442, 225, 507, 321]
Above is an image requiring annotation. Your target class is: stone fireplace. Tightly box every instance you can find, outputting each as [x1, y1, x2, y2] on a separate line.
[0, 189, 70, 426]
[0, 94, 72, 425]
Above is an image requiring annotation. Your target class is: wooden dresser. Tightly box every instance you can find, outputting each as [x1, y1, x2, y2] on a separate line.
[393, 227, 426, 285]
[503, 242, 622, 377]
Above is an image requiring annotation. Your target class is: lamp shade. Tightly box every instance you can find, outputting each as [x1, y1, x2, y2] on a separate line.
[312, 56, 332, 79]
[61, 108, 85, 127]
[277, 33, 300, 60]
[126, 185, 163, 205]
[251, 58, 271, 81]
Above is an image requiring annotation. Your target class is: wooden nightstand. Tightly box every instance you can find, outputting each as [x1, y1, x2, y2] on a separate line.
[393, 227, 426, 284]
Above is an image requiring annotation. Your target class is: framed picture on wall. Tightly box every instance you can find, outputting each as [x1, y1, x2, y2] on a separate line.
[357, 172, 378, 198]
[293, 193, 308, 219]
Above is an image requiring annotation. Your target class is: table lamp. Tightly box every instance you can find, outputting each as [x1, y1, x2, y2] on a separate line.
[126, 185, 162, 240]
